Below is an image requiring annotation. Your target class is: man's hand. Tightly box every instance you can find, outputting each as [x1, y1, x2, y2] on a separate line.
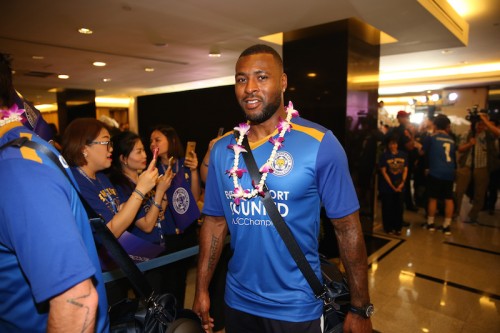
[192, 290, 214, 333]
[342, 312, 373, 333]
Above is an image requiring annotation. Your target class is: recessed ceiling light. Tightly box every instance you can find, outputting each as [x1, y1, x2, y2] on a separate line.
[307, 73, 317, 78]
[93, 61, 106, 67]
[208, 52, 221, 58]
[78, 28, 93, 35]
[58, 74, 69, 79]
[102, 78, 111, 82]
[209, 46, 221, 57]
[32, 55, 44, 60]
[144, 67, 155, 72]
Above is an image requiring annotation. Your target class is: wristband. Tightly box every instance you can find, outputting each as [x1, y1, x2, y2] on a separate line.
[133, 189, 145, 200]
[152, 200, 162, 210]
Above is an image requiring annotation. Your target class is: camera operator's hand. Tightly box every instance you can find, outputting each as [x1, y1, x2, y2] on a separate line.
[479, 112, 500, 137]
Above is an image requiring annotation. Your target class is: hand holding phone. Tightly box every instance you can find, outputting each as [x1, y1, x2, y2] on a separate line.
[185, 141, 196, 158]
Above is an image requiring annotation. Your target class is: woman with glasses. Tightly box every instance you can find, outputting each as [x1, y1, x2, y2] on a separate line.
[62, 118, 163, 304]
[62, 118, 159, 238]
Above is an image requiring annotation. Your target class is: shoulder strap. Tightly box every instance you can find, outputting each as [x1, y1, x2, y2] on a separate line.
[240, 135, 326, 299]
[1, 137, 153, 298]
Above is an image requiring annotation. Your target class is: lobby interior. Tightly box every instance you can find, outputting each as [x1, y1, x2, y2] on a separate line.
[3, 1, 500, 332]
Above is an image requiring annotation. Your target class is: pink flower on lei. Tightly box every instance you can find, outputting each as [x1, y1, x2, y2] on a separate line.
[268, 136, 284, 149]
[227, 144, 247, 155]
[0, 103, 23, 120]
[234, 123, 250, 136]
[225, 166, 247, 178]
[232, 186, 249, 205]
[286, 101, 299, 118]
[259, 163, 273, 174]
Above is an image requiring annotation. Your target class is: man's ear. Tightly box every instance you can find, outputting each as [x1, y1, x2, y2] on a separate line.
[281, 73, 287, 92]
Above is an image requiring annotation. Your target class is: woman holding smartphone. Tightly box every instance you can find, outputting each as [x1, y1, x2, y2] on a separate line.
[149, 124, 201, 308]
[62, 119, 160, 238]
[109, 131, 174, 245]
[62, 118, 162, 303]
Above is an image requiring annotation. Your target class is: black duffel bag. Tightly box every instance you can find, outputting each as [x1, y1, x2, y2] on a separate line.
[320, 256, 350, 333]
[109, 292, 203, 333]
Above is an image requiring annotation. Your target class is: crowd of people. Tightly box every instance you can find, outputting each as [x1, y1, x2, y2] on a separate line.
[2, 41, 499, 333]
[1, 44, 376, 333]
[377, 108, 500, 236]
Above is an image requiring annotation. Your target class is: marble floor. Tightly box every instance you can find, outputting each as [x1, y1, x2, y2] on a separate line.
[368, 205, 500, 333]
[185, 204, 500, 333]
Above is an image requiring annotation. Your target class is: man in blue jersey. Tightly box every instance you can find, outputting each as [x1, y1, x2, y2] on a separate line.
[422, 115, 457, 235]
[0, 53, 109, 332]
[193, 45, 372, 333]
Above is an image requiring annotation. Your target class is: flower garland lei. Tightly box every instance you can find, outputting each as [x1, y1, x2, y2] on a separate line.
[226, 101, 299, 205]
[0, 103, 24, 127]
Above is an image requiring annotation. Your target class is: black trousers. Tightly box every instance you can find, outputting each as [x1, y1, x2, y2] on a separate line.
[381, 191, 404, 232]
[225, 304, 322, 333]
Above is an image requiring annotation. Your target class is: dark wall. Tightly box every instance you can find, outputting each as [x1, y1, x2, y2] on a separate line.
[137, 85, 241, 158]
[57, 89, 96, 133]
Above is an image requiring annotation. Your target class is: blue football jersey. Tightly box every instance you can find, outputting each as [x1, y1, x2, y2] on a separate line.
[203, 116, 359, 322]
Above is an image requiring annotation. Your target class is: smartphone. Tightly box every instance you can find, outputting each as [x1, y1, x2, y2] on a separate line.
[217, 127, 224, 137]
[185, 141, 196, 158]
[152, 147, 159, 160]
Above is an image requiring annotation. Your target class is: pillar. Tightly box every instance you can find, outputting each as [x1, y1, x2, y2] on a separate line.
[283, 18, 381, 237]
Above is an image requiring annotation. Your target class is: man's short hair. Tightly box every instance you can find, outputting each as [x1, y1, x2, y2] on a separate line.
[239, 44, 283, 69]
[433, 114, 451, 130]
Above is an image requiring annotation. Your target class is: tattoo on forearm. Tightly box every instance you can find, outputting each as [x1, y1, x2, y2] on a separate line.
[208, 235, 220, 272]
[67, 289, 93, 333]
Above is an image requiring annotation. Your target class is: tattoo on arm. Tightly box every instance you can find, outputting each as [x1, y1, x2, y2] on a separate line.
[66, 290, 92, 333]
[208, 235, 220, 272]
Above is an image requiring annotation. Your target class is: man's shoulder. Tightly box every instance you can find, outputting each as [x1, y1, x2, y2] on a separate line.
[291, 117, 332, 142]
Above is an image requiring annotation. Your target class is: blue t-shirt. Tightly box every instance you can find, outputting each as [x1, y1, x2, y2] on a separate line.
[422, 132, 456, 181]
[71, 168, 121, 223]
[0, 123, 109, 332]
[203, 116, 359, 322]
[378, 150, 408, 194]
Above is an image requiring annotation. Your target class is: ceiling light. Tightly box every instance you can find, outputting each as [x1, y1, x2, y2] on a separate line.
[93, 61, 107, 67]
[441, 49, 454, 54]
[307, 73, 317, 78]
[144, 67, 155, 72]
[208, 51, 221, 58]
[58, 74, 69, 79]
[32, 55, 44, 60]
[430, 93, 440, 102]
[208, 46, 221, 57]
[448, 92, 458, 101]
[102, 78, 111, 82]
[78, 28, 93, 35]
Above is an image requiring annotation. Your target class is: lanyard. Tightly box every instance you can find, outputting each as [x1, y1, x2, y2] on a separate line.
[77, 168, 119, 214]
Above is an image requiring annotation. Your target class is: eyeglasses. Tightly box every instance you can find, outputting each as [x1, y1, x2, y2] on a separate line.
[90, 140, 113, 150]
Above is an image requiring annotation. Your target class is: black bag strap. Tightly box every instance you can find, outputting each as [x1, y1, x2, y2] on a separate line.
[240, 135, 327, 300]
[1, 137, 153, 299]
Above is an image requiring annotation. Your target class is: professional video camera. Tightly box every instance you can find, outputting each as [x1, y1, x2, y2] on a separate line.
[465, 105, 483, 123]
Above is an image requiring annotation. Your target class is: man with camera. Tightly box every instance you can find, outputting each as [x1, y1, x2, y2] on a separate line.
[455, 111, 500, 223]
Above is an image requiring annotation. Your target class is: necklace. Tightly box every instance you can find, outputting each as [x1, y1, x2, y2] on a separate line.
[226, 101, 299, 205]
[77, 167, 119, 214]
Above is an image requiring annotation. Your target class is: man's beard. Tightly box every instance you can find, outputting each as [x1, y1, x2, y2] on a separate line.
[244, 93, 282, 124]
